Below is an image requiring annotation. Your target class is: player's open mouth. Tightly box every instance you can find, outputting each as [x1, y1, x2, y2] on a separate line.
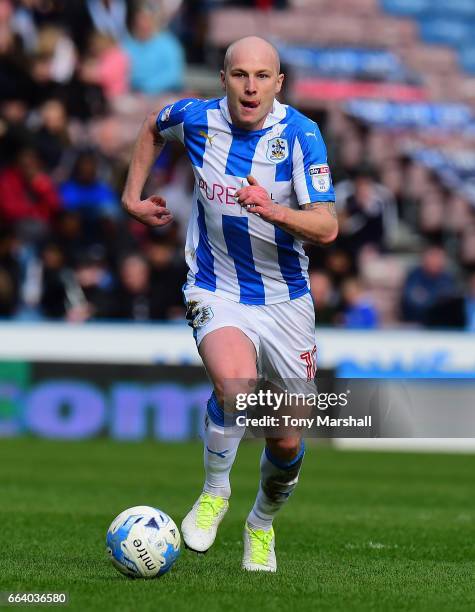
[240, 100, 260, 110]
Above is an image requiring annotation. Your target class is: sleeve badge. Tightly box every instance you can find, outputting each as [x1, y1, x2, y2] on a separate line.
[309, 164, 331, 192]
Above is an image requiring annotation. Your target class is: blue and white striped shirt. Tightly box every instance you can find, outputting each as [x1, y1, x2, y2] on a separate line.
[157, 97, 335, 305]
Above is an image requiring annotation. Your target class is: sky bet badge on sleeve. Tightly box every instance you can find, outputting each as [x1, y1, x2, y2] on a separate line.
[309, 164, 331, 192]
[266, 137, 289, 163]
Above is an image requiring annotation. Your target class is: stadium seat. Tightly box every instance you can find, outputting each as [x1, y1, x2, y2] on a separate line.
[207, 9, 417, 48]
[418, 18, 474, 49]
[291, 0, 379, 13]
[459, 47, 475, 76]
[432, 0, 475, 17]
[381, 0, 475, 17]
[380, 0, 430, 17]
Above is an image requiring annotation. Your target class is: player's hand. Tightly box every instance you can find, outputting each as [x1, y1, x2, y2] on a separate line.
[235, 175, 282, 222]
[124, 195, 174, 227]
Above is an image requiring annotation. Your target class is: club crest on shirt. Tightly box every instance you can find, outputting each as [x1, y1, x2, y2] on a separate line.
[309, 164, 331, 192]
[266, 137, 289, 163]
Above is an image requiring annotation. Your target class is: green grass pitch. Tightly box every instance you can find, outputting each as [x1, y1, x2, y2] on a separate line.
[0, 438, 473, 612]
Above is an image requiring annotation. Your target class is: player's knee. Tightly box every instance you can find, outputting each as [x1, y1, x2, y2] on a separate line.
[214, 377, 254, 407]
[267, 437, 301, 461]
[213, 372, 257, 407]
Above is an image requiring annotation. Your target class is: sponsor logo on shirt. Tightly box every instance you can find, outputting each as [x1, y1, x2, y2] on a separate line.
[199, 179, 237, 205]
[309, 164, 331, 193]
[266, 137, 289, 163]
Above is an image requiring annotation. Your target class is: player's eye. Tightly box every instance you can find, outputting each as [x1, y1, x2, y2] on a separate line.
[258, 74, 270, 79]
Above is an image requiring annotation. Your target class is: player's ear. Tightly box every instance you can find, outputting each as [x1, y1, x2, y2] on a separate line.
[275, 73, 284, 94]
[220, 70, 226, 91]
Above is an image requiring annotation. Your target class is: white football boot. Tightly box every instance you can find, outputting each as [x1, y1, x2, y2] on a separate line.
[242, 523, 277, 572]
[181, 492, 229, 553]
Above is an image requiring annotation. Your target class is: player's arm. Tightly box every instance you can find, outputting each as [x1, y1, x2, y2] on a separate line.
[236, 125, 338, 244]
[235, 176, 338, 245]
[272, 199, 338, 244]
[121, 111, 173, 227]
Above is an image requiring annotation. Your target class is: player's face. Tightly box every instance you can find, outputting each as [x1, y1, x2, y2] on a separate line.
[221, 54, 284, 131]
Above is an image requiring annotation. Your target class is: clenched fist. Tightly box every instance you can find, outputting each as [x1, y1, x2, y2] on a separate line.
[123, 195, 174, 227]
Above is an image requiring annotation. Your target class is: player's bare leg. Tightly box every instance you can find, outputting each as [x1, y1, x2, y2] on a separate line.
[243, 435, 304, 572]
[182, 327, 257, 553]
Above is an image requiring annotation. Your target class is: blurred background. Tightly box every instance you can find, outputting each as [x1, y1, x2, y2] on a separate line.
[0, 0, 474, 448]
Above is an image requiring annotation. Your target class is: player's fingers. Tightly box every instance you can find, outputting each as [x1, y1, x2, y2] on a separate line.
[160, 215, 173, 225]
[240, 196, 257, 206]
[234, 188, 249, 201]
[149, 195, 167, 206]
[149, 214, 172, 226]
[155, 207, 172, 216]
[246, 204, 263, 215]
[247, 175, 260, 187]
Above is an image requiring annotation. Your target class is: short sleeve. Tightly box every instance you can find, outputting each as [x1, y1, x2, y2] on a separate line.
[156, 98, 198, 144]
[292, 124, 335, 206]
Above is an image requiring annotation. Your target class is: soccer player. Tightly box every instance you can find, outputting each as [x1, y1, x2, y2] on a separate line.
[122, 36, 338, 572]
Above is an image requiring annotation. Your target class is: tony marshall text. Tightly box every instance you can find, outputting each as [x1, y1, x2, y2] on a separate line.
[235, 415, 372, 428]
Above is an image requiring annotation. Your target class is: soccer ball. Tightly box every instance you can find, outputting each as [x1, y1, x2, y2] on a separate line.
[106, 505, 181, 578]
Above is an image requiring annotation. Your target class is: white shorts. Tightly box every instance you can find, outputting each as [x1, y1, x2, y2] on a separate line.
[183, 286, 317, 384]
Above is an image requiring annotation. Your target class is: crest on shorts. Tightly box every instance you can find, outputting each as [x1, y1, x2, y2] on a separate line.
[193, 305, 214, 328]
[186, 300, 214, 329]
[309, 164, 331, 193]
[266, 137, 289, 163]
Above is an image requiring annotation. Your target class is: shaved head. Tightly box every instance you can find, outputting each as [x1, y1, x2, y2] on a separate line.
[221, 36, 284, 131]
[224, 36, 280, 74]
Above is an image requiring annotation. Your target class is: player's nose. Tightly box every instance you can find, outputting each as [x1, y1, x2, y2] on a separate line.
[245, 78, 257, 94]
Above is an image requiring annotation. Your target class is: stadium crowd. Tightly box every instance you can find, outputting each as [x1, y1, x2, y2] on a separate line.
[0, 0, 474, 329]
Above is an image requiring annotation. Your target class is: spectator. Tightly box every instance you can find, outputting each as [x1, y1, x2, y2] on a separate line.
[309, 270, 338, 326]
[65, 246, 115, 322]
[122, 3, 185, 95]
[39, 241, 68, 319]
[0, 228, 19, 316]
[145, 230, 187, 320]
[0, 2, 36, 105]
[323, 249, 354, 289]
[61, 0, 133, 55]
[62, 60, 109, 120]
[34, 98, 71, 175]
[465, 273, 475, 332]
[112, 253, 159, 321]
[53, 211, 84, 267]
[60, 150, 120, 227]
[341, 277, 379, 329]
[336, 166, 397, 255]
[401, 246, 458, 327]
[81, 32, 129, 100]
[35, 25, 76, 84]
[0, 146, 61, 232]
[0, 98, 33, 166]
